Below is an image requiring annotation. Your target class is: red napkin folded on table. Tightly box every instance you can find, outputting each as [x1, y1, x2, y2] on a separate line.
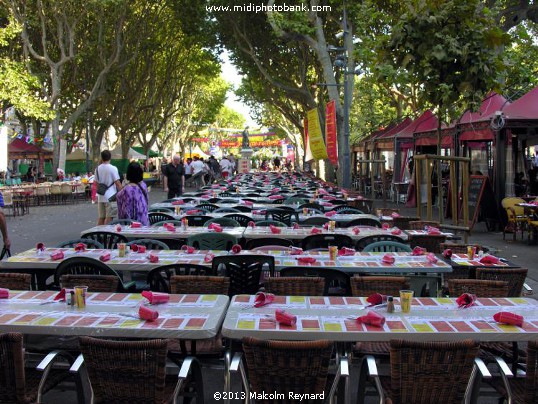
[0, 288, 9, 299]
[232, 244, 242, 254]
[248, 221, 256, 228]
[50, 251, 64, 260]
[324, 210, 337, 217]
[268, 195, 283, 200]
[411, 246, 426, 256]
[74, 243, 87, 252]
[142, 290, 169, 305]
[204, 253, 215, 263]
[148, 253, 159, 263]
[163, 223, 176, 232]
[208, 223, 223, 233]
[320, 202, 334, 207]
[115, 225, 122, 233]
[186, 209, 200, 215]
[456, 293, 476, 308]
[352, 227, 361, 235]
[426, 252, 438, 264]
[130, 244, 139, 252]
[290, 247, 303, 255]
[254, 292, 275, 307]
[36, 242, 45, 252]
[480, 255, 500, 265]
[323, 222, 330, 230]
[338, 247, 355, 256]
[293, 223, 300, 230]
[311, 227, 322, 234]
[442, 248, 453, 259]
[131, 221, 142, 228]
[391, 227, 402, 235]
[137, 245, 146, 253]
[356, 311, 386, 327]
[200, 194, 211, 199]
[242, 200, 253, 207]
[427, 227, 441, 235]
[181, 245, 195, 254]
[493, 311, 524, 327]
[139, 305, 159, 321]
[53, 288, 65, 301]
[269, 224, 282, 234]
[382, 254, 395, 264]
[297, 256, 316, 264]
[382, 223, 390, 230]
[272, 187, 280, 192]
[99, 253, 111, 262]
[171, 200, 184, 205]
[391, 212, 401, 218]
[275, 309, 297, 326]
[366, 293, 387, 305]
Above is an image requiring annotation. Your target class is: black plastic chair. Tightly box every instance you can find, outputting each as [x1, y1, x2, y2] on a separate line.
[108, 218, 135, 226]
[183, 215, 212, 227]
[126, 239, 169, 250]
[232, 205, 253, 212]
[196, 203, 219, 212]
[53, 257, 135, 292]
[80, 231, 128, 249]
[298, 203, 326, 213]
[245, 238, 294, 249]
[147, 263, 215, 292]
[211, 255, 275, 296]
[265, 209, 299, 226]
[355, 235, 406, 251]
[280, 267, 351, 296]
[328, 199, 348, 205]
[344, 218, 382, 228]
[219, 199, 238, 204]
[301, 234, 354, 250]
[254, 220, 288, 227]
[333, 206, 364, 214]
[204, 217, 241, 228]
[148, 207, 174, 213]
[56, 238, 104, 249]
[148, 212, 175, 225]
[207, 198, 221, 204]
[300, 217, 331, 226]
[223, 214, 252, 227]
[213, 207, 241, 213]
[354, 200, 373, 214]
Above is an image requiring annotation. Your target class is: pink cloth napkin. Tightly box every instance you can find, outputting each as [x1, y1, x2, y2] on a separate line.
[248, 221, 256, 228]
[322, 195, 335, 200]
[290, 247, 303, 255]
[456, 293, 476, 308]
[356, 311, 386, 327]
[148, 253, 159, 263]
[242, 200, 253, 207]
[338, 247, 355, 256]
[357, 196, 364, 200]
[131, 222, 142, 228]
[323, 222, 330, 230]
[324, 210, 337, 217]
[0, 288, 9, 299]
[275, 309, 297, 326]
[493, 312, 524, 327]
[442, 248, 453, 258]
[99, 253, 111, 262]
[252, 209, 266, 215]
[186, 209, 200, 215]
[366, 293, 386, 305]
[204, 253, 215, 263]
[53, 289, 66, 301]
[293, 223, 300, 229]
[208, 223, 223, 233]
[50, 251, 65, 260]
[115, 225, 122, 232]
[310, 227, 322, 234]
[411, 246, 426, 256]
[139, 305, 159, 321]
[382, 254, 395, 264]
[426, 252, 438, 264]
[171, 200, 184, 205]
[254, 292, 275, 308]
[232, 244, 242, 254]
[391, 227, 402, 235]
[382, 223, 390, 230]
[36, 242, 45, 252]
[163, 223, 176, 232]
[181, 245, 195, 254]
[297, 257, 316, 264]
[427, 227, 441, 235]
[142, 291, 169, 305]
[479, 255, 500, 265]
[352, 227, 361, 235]
[74, 243, 87, 252]
[391, 212, 400, 218]
[320, 202, 334, 207]
[268, 195, 283, 200]
[269, 225, 282, 234]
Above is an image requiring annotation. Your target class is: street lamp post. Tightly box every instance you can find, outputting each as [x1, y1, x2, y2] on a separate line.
[85, 109, 91, 174]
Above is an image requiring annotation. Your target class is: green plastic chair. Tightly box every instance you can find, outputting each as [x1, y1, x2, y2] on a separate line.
[362, 241, 412, 253]
[187, 233, 238, 251]
[254, 220, 288, 227]
[284, 197, 307, 205]
[204, 217, 241, 227]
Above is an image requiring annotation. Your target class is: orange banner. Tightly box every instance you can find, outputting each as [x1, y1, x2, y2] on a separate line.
[219, 140, 281, 148]
[325, 100, 338, 165]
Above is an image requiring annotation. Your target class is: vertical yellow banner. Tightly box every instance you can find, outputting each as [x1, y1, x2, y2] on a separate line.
[306, 108, 328, 160]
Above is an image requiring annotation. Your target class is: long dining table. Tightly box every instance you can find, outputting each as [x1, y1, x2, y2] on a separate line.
[81, 224, 245, 240]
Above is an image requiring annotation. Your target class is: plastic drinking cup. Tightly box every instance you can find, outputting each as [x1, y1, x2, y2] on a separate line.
[399, 290, 414, 313]
[118, 243, 127, 258]
[74, 286, 88, 309]
[328, 246, 337, 261]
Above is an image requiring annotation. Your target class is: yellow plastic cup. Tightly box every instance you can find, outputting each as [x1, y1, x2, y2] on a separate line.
[399, 290, 414, 313]
[74, 286, 88, 309]
[328, 246, 337, 261]
[118, 243, 126, 258]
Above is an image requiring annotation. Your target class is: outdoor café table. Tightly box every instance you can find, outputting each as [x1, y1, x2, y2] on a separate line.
[0, 290, 229, 340]
[81, 224, 245, 240]
[445, 253, 521, 278]
[242, 225, 407, 242]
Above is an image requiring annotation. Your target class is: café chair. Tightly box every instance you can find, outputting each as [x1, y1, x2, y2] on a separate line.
[187, 233, 237, 251]
[231, 337, 347, 401]
[254, 220, 287, 227]
[223, 213, 252, 227]
[213, 207, 240, 213]
[245, 238, 294, 249]
[344, 217, 382, 228]
[204, 217, 241, 228]
[270, 198, 284, 204]
[152, 220, 182, 228]
[211, 255, 275, 296]
[280, 267, 351, 296]
[447, 279, 510, 297]
[251, 245, 292, 252]
[391, 215, 420, 230]
[475, 267, 528, 297]
[376, 208, 400, 216]
[501, 197, 528, 240]
[195, 203, 219, 212]
[283, 196, 307, 205]
[207, 198, 221, 204]
[298, 202, 326, 212]
[273, 206, 297, 212]
[362, 241, 412, 253]
[80, 231, 128, 249]
[0, 332, 77, 404]
[56, 238, 105, 249]
[0, 273, 32, 290]
[219, 199, 238, 204]
[358, 339, 484, 404]
[265, 209, 298, 226]
[264, 276, 324, 296]
[148, 207, 174, 213]
[408, 220, 440, 230]
[408, 234, 447, 253]
[170, 275, 230, 295]
[108, 218, 134, 226]
[301, 234, 354, 250]
[53, 257, 136, 292]
[300, 216, 331, 226]
[148, 211, 175, 225]
[333, 206, 364, 214]
[183, 215, 212, 227]
[71, 337, 204, 404]
[231, 205, 252, 212]
[60, 274, 119, 292]
[355, 199, 373, 214]
[355, 235, 404, 251]
[126, 238, 170, 250]
[147, 263, 215, 293]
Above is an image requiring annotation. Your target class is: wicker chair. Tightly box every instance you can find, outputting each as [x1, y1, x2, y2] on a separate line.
[408, 234, 447, 253]
[56, 238, 105, 249]
[280, 267, 351, 296]
[359, 339, 480, 404]
[60, 274, 119, 292]
[126, 238, 169, 250]
[72, 337, 204, 404]
[79, 231, 128, 249]
[408, 220, 440, 230]
[147, 263, 215, 293]
[391, 216, 420, 230]
[211, 255, 275, 296]
[0, 273, 32, 290]
[301, 234, 354, 250]
[0, 332, 75, 404]
[232, 337, 347, 401]
[447, 279, 510, 297]
[187, 233, 237, 251]
[170, 275, 230, 295]
[264, 277, 325, 296]
[475, 267, 528, 297]
[376, 208, 400, 216]
[351, 276, 410, 297]
[245, 237, 294, 249]
[362, 241, 412, 253]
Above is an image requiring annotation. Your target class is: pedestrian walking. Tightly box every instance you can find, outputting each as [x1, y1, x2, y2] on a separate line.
[95, 150, 122, 225]
[163, 155, 185, 198]
[116, 162, 149, 226]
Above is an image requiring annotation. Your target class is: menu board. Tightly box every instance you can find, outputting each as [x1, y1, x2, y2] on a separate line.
[461, 175, 498, 230]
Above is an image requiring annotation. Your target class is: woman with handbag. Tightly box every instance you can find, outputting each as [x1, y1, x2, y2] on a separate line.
[116, 162, 149, 226]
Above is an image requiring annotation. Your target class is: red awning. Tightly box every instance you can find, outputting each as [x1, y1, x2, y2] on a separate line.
[503, 85, 538, 120]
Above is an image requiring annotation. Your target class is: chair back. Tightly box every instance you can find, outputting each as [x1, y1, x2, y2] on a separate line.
[231, 205, 253, 212]
[0, 273, 32, 290]
[170, 275, 230, 295]
[501, 197, 526, 218]
[245, 238, 294, 249]
[213, 207, 240, 213]
[354, 199, 373, 214]
[391, 216, 420, 230]
[211, 255, 275, 296]
[408, 220, 440, 230]
[523, 340, 538, 403]
[204, 217, 241, 228]
[251, 245, 292, 252]
[0, 333, 26, 403]
[408, 234, 446, 253]
[265, 209, 298, 226]
[148, 212, 175, 225]
[195, 203, 219, 212]
[242, 337, 333, 396]
[265, 277, 324, 296]
[60, 274, 119, 292]
[351, 276, 409, 296]
[254, 220, 287, 227]
[54, 257, 124, 291]
[333, 206, 364, 214]
[223, 214, 252, 227]
[148, 207, 174, 213]
[187, 233, 237, 251]
[298, 203, 325, 213]
[301, 234, 354, 250]
[78, 337, 168, 403]
[476, 267, 528, 297]
[362, 241, 412, 253]
[448, 279, 510, 297]
[301, 217, 331, 226]
[80, 232, 128, 249]
[389, 339, 479, 404]
[147, 264, 215, 292]
[344, 218, 381, 228]
[126, 239, 169, 250]
[184, 215, 212, 227]
[280, 267, 351, 296]
[56, 238, 105, 249]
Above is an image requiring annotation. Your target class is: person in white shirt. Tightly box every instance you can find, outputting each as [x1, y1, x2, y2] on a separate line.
[95, 150, 122, 225]
[184, 158, 193, 183]
[189, 156, 206, 188]
[220, 156, 233, 179]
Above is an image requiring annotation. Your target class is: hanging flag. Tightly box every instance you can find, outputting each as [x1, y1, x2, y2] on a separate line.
[325, 100, 338, 166]
[306, 108, 328, 160]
